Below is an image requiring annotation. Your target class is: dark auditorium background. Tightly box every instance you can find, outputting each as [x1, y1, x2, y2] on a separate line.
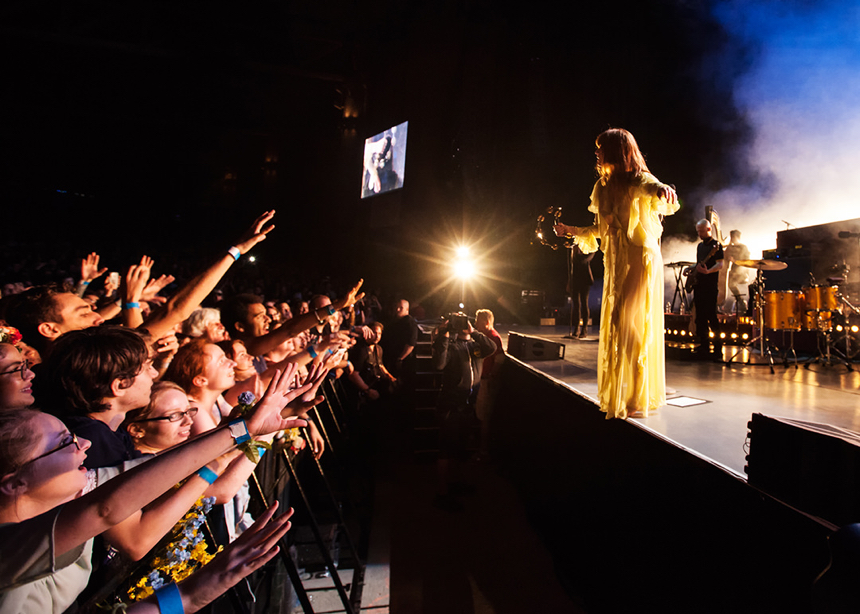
[2, 0, 757, 311]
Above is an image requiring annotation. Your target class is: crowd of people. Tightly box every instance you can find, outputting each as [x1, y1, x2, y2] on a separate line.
[0, 209, 444, 613]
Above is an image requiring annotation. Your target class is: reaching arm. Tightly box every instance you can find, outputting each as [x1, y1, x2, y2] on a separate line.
[142, 211, 276, 340]
[128, 502, 293, 614]
[101, 458, 228, 561]
[242, 281, 365, 357]
[52, 367, 307, 557]
[122, 256, 154, 329]
[77, 252, 108, 296]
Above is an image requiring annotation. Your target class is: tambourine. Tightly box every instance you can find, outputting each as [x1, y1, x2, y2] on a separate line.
[533, 206, 575, 250]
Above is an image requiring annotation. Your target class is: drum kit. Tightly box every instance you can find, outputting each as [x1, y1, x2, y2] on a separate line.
[730, 259, 858, 370]
[666, 256, 859, 371]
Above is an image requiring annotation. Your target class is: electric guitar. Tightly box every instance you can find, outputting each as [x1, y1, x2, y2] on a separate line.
[684, 242, 720, 291]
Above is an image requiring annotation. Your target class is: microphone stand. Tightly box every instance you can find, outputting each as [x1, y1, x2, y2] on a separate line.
[563, 244, 577, 339]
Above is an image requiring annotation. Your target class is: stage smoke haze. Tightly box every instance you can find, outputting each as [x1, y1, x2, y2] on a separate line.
[697, 0, 860, 259]
[662, 236, 700, 307]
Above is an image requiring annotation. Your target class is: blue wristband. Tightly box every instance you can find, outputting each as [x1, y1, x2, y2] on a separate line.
[196, 466, 218, 485]
[228, 246, 241, 261]
[123, 302, 140, 309]
[155, 582, 184, 614]
[228, 419, 251, 445]
[307, 345, 318, 359]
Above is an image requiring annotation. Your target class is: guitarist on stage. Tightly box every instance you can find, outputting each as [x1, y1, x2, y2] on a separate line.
[691, 219, 724, 360]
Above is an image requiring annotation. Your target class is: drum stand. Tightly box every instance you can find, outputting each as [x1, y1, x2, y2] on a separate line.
[822, 295, 860, 369]
[803, 314, 850, 371]
[726, 270, 792, 373]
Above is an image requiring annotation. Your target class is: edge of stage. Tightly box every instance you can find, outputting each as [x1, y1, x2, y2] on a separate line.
[497, 323, 860, 476]
[487, 324, 859, 613]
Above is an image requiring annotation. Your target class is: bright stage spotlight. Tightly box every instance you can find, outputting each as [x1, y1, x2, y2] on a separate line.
[453, 259, 475, 278]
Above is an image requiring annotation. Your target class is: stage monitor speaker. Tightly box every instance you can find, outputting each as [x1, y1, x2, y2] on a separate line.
[746, 413, 860, 526]
[507, 332, 565, 361]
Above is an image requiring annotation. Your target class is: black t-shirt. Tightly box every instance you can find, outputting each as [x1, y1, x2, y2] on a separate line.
[350, 343, 385, 386]
[63, 414, 143, 470]
[381, 315, 418, 368]
[696, 238, 724, 292]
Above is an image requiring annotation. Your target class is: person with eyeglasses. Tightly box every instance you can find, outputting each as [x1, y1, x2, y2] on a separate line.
[0, 367, 314, 613]
[123, 381, 280, 517]
[0, 342, 36, 411]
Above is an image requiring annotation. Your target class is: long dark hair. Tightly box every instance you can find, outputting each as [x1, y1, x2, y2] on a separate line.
[596, 128, 649, 184]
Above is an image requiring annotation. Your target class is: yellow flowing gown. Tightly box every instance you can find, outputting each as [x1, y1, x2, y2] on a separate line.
[571, 172, 679, 419]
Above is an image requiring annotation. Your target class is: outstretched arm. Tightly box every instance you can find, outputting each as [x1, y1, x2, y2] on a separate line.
[77, 252, 108, 296]
[52, 367, 307, 557]
[128, 502, 293, 614]
[242, 280, 365, 357]
[101, 457, 227, 561]
[142, 211, 276, 340]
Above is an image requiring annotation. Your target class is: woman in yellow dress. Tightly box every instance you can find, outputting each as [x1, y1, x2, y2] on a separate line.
[555, 128, 679, 419]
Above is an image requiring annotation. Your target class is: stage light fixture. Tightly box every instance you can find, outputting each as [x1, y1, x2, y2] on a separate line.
[720, 332, 726, 339]
[742, 333, 749, 339]
[709, 332, 715, 338]
[836, 325, 844, 332]
[852, 325, 859, 333]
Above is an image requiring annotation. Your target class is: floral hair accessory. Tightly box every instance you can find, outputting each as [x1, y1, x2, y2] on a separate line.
[0, 325, 22, 346]
[232, 392, 270, 464]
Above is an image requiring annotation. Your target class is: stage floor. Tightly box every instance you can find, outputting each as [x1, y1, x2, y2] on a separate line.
[498, 324, 860, 476]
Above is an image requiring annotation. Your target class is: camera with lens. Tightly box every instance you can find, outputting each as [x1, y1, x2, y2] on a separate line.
[446, 312, 470, 334]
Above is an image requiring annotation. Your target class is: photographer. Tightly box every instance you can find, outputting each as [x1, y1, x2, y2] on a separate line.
[431, 313, 497, 512]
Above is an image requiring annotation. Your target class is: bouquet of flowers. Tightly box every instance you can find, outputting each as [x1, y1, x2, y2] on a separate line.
[126, 496, 219, 601]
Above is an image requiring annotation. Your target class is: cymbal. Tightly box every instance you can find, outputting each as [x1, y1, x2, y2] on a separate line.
[734, 259, 788, 271]
[665, 261, 696, 268]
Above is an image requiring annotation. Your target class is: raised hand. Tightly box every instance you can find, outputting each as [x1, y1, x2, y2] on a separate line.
[141, 274, 175, 306]
[125, 256, 154, 303]
[234, 210, 276, 255]
[177, 502, 294, 613]
[80, 252, 108, 284]
[333, 279, 366, 312]
[244, 368, 308, 436]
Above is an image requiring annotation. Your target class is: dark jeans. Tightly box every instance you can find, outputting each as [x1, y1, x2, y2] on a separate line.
[695, 285, 721, 352]
[437, 388, 478, 460]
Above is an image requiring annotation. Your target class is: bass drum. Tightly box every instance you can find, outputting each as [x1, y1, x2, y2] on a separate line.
[762, 291, 804, 330]
[803, 285, 841, 312]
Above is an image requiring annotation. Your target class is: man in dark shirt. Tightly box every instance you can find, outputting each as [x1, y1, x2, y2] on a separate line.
[431, 313, 497, 511]
[382, 299, 419, 380]
[692, 219, 724, 360]
[38, 326, 154, 469]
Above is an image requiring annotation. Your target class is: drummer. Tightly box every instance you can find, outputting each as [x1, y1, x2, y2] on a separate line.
[723, 230, 751, 314]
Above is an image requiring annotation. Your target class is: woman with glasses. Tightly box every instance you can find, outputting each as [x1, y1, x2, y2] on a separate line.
[0, 350, 312, 613]
[0, 340, 35, 411]
[123, 381, 273, 511]
[124, 382, 199, 454]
